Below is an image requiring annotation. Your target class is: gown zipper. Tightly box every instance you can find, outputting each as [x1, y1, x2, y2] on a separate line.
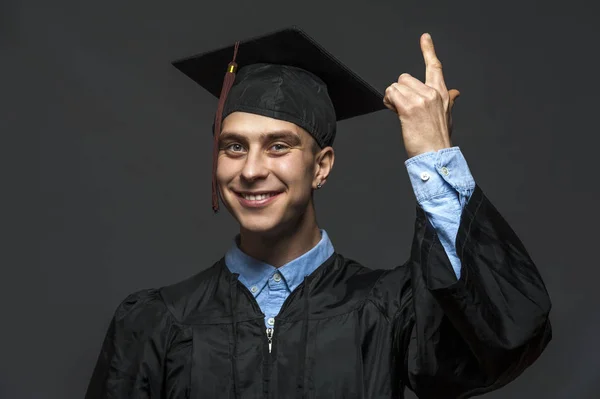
[232, 274, 314, 397]
[236, 279, 307, 356]
[266, 327, 274, 353]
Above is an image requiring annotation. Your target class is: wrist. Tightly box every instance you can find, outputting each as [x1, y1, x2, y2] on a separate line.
[406, 143, 452, 159]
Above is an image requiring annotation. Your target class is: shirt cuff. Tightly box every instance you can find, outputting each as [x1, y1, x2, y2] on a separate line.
[405, 147, 476, 204]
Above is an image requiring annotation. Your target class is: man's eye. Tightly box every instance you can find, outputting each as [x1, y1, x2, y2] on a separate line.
[226, 144, 244, 152]
[270, 144, 289, 152]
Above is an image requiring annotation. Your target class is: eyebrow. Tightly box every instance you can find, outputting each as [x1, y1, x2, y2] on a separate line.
[219, 130, 302, 145]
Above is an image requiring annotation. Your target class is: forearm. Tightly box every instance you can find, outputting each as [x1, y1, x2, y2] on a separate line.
[405, 146, 475, 279]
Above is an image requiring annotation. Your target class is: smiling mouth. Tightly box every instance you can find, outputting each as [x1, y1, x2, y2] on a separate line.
[238, 192, 279, 201]
[234, 191, 282, 207]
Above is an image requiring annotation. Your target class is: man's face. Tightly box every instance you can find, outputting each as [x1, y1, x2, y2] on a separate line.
[216, 111, 332, 235]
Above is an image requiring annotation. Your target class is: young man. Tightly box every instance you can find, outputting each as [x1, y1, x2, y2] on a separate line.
[85, 27, 551, 398]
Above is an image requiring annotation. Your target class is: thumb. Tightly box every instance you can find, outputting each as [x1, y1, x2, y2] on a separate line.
[449, 89, 461, 109]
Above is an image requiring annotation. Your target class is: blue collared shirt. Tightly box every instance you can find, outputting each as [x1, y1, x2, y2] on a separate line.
[225, 230, 335, 329]
[225, 146, 475, 329]
[405, 146, 476, 277]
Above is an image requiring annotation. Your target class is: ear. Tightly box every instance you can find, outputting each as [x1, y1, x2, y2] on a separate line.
[313, 146, 335, 189]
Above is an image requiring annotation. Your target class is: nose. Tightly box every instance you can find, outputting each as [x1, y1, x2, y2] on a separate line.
[240, 150, 269, 182]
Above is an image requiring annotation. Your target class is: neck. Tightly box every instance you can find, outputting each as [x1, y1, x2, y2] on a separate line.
[238, 206, 321, 268]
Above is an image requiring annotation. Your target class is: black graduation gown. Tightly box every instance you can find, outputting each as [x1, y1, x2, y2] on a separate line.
[85, 185, 552, 399]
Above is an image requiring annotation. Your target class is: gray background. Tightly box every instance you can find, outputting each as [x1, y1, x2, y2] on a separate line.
[8, 0, 599, 397]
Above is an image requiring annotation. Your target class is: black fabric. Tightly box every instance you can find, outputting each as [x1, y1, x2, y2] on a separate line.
[229, 274, 241, 397]
[172, 26, 387, 147]
[85, 185, 552, 399]
[221, 63, 337, 148]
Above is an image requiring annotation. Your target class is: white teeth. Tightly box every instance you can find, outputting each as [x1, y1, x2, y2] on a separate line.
[242, 193, 275, 201]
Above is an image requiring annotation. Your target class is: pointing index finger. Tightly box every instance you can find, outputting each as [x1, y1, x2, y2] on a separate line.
[421, 33, 446, 91]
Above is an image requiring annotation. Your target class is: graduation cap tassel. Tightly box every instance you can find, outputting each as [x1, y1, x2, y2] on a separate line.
[212, 41, 240, 213]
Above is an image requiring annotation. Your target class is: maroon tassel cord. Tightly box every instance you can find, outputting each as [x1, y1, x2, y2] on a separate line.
[212, 41, 240, 212]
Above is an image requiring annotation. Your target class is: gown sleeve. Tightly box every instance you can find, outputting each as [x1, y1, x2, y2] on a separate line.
[404, 146, 476, 279]
[391, 184, 552, 399]
[85, 288, 174, 399]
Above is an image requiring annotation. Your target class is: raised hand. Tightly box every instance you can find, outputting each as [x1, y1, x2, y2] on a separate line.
[383, 33, 460, 159]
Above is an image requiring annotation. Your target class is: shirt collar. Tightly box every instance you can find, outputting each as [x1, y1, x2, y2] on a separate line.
[224, 229, 335, 296]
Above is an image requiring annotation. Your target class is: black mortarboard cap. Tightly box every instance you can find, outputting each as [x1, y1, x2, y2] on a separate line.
[171, 26, 386, 211]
